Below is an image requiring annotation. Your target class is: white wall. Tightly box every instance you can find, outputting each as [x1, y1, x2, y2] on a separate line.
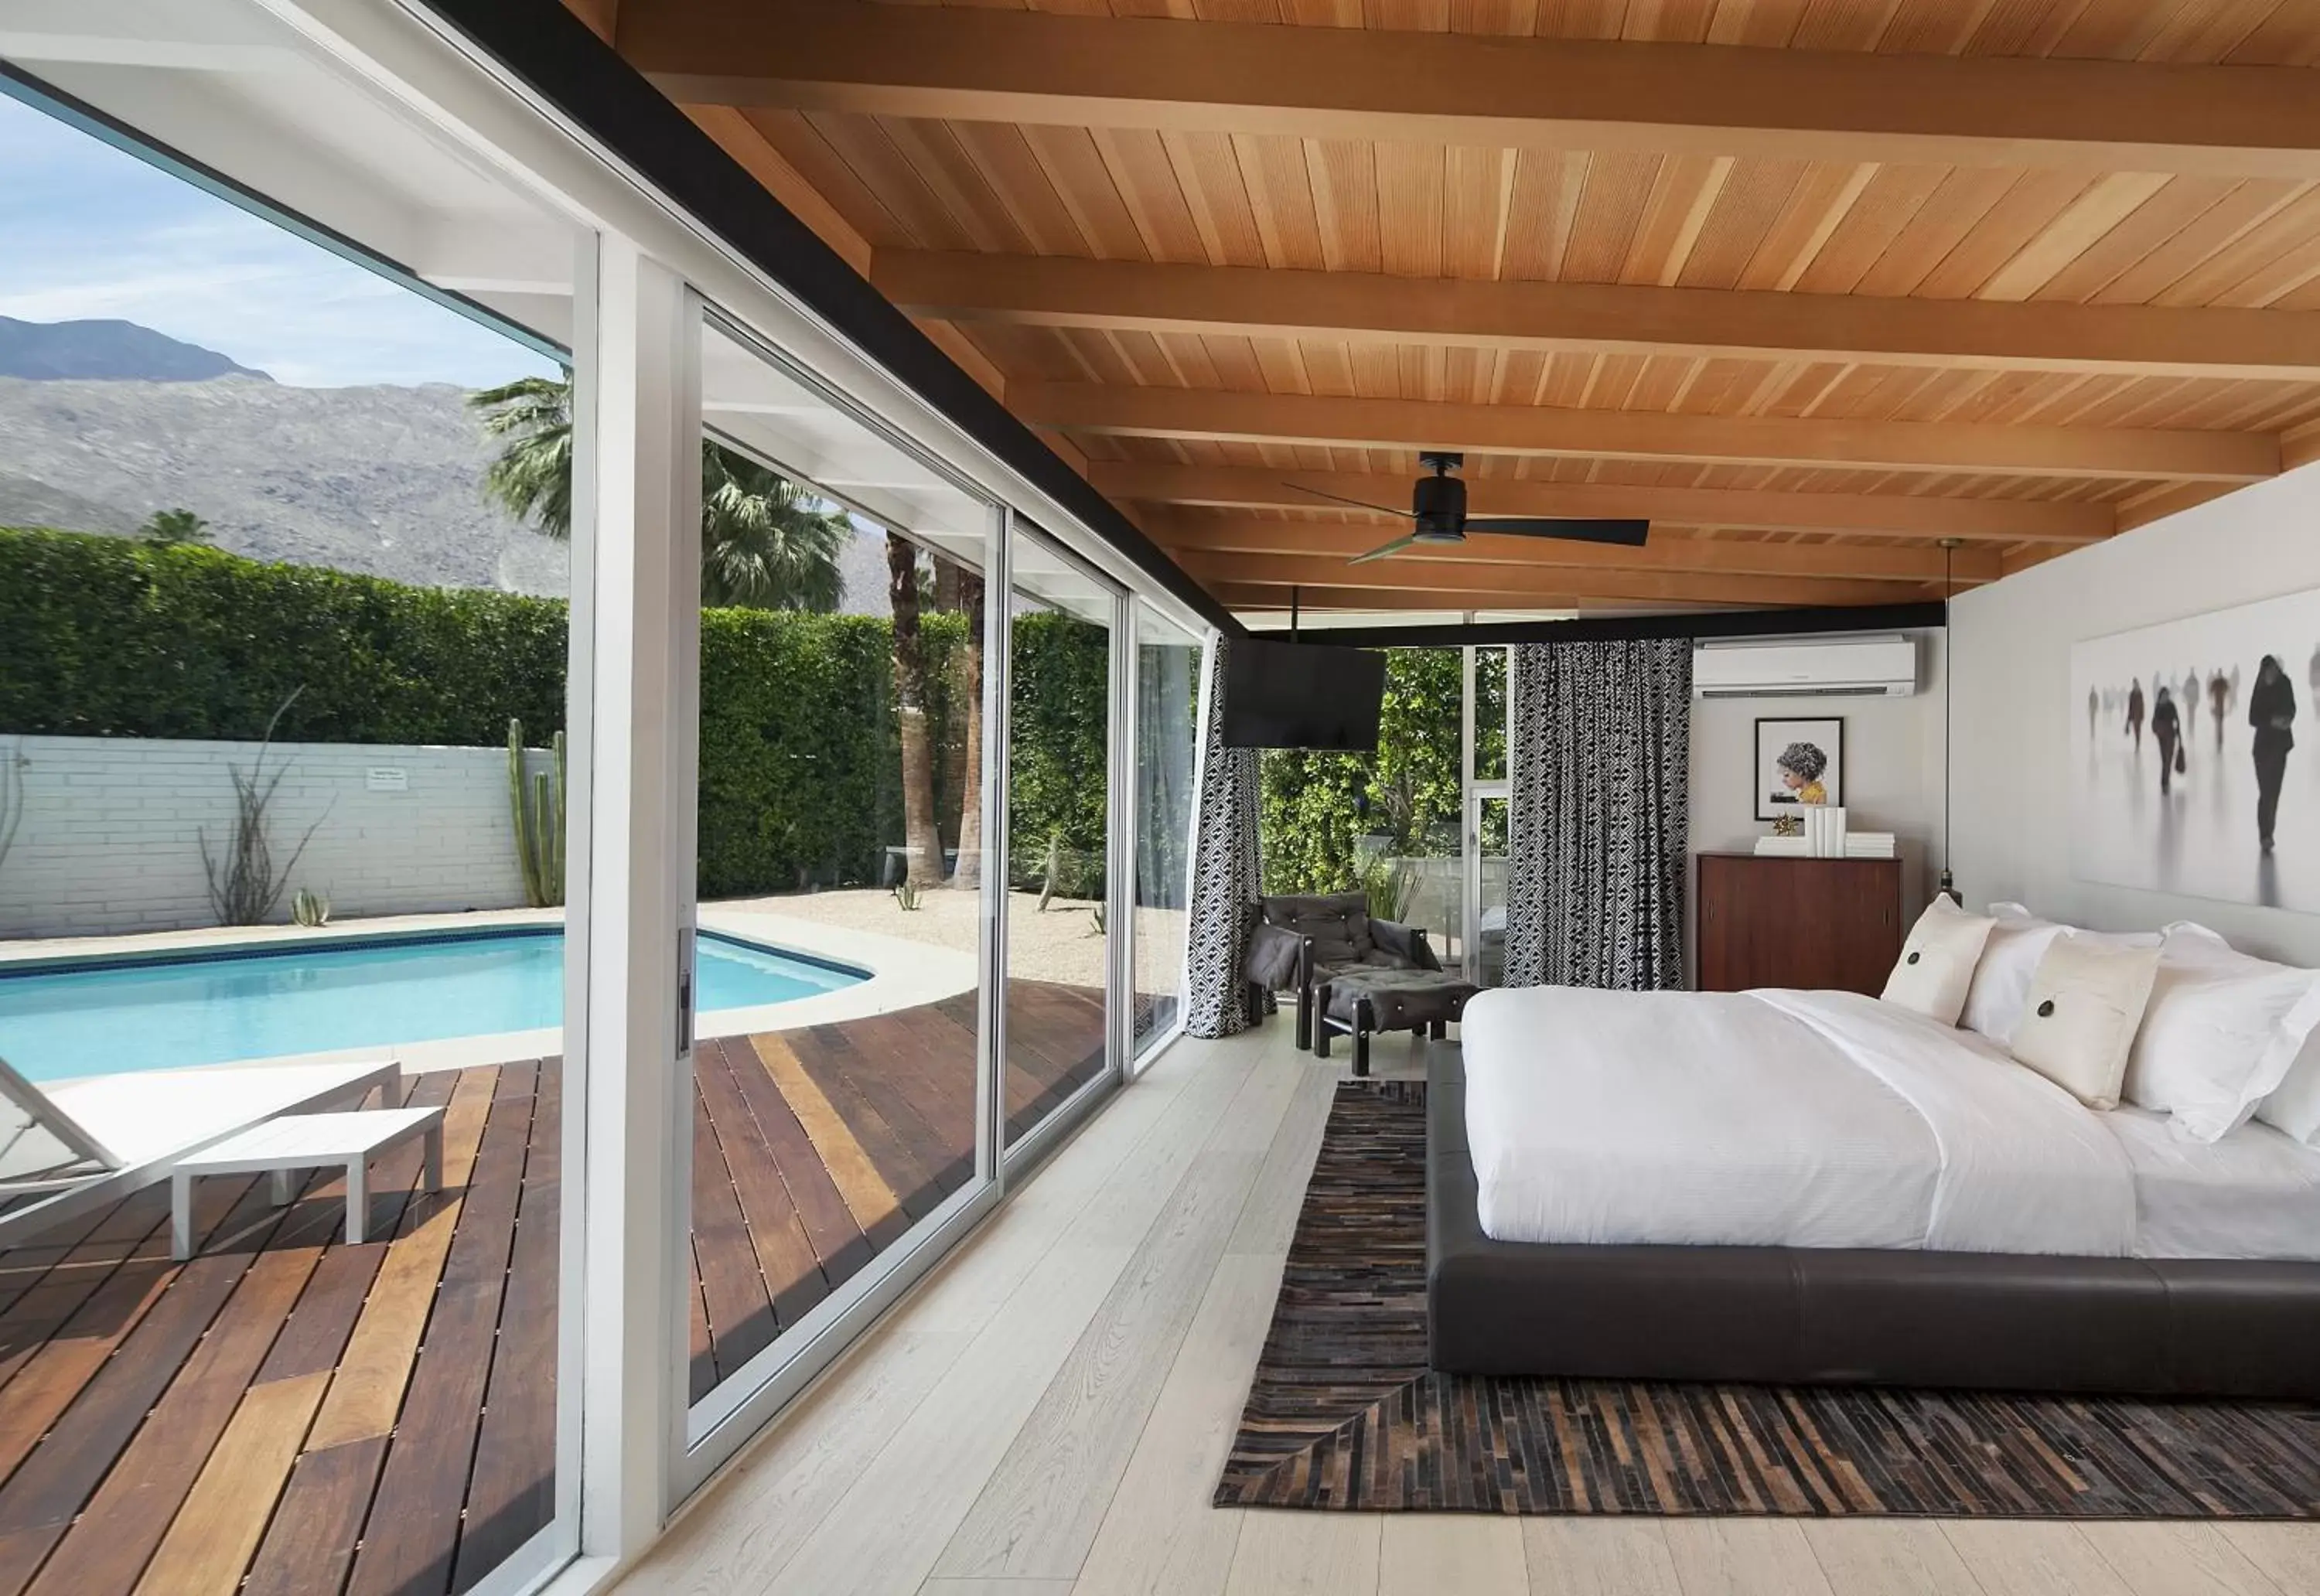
[1950, 464, 2320, 965]
[0, 735, 551, 938]
[1684, 629, 1948, 975]
[1688, 629, 1949, 864]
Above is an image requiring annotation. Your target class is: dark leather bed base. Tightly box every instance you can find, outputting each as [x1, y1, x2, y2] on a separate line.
[1427, 1053, 2320, 1400]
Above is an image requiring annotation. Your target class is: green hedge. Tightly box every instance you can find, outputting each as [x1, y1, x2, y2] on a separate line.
[0, 527, 566, 744]
[1259, 646, 1465, 895]
[0, 527, 1107, 897]
[1008, 610, 1112, 894]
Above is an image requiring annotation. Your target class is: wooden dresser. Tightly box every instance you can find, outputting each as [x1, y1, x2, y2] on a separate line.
[1696, 852, 1905, 996]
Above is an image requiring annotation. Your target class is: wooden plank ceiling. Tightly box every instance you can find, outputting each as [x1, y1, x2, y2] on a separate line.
[581, 0, 2320, 622]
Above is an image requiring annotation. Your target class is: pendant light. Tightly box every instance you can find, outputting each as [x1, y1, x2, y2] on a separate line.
[1937, 538, 1960, 905]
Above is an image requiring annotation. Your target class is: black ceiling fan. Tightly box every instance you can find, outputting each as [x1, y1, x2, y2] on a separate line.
[1285, 452, 1650, 565]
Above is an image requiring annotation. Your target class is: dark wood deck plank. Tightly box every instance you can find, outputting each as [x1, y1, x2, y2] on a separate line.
[19, 1243, 321, 1596]
[695, 1041, 828, 1329]
[747, 1033, 910, 1255]
[690, 1084, 776, 1390]
[803, 1024, 955, 1219]
[239, 1066, 500, 1594]
[0, 1175, 290, 1596]
[722, 1037, 874, 1291]
[452, 1059, 561, 1593]
[0, 977, 1124, 1596]
[343, 1063, 537, 1596]
[0, 1177, 259, 1493]
[236, 1436, 387, 1596]
[787, 1026, 945, 1226]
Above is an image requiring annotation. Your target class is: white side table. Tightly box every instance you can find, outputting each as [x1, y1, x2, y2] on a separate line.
[170, 1105, 447, 1260]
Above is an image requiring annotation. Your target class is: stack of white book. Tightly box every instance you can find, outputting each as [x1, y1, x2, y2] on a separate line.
[1753, 830, 1897, 858]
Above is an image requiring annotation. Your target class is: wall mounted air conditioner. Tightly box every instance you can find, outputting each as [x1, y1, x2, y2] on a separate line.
[1691, 634, 1919, 699]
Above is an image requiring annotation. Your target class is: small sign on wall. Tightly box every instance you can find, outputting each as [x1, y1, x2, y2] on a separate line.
[365, 767, 409, 793]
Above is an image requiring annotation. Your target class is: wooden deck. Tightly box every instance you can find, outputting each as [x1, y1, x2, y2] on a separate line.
[0, 982, 1104, 1596]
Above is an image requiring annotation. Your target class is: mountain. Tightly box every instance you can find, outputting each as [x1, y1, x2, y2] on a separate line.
[0, 316, 273, 382]
[0, 373, 889, 609]
[0, 376, 567, 592]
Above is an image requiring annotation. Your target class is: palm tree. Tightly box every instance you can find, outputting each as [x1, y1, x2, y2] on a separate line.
[139, 507, 211, 546]
[698, 444, 848, 611]
[469, 375, 847, 610]
[470, 377, 571, 537]
[889, 534, 944, 888]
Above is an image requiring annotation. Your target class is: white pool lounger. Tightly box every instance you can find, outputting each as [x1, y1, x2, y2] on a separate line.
[171, 1104, 445, 1258]
[0, 1054, 404, 1248]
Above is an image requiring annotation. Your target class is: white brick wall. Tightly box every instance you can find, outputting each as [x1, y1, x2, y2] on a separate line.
[0, 735, 554, 938]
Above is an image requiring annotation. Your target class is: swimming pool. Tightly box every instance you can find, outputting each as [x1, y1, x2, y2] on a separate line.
[0, 927, 865, 1082]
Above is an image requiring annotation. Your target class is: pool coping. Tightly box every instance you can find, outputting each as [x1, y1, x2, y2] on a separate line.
[0, 905, 981, 1082]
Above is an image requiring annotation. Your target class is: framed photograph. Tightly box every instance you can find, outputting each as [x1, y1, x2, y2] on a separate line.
[1755, 717, 1844, 820]
[2069, 585, 2320, 910]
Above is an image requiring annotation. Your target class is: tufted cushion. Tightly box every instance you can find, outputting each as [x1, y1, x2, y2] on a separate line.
[1323, 967, 1477, 1032]
[1262, 892, 1374, 966]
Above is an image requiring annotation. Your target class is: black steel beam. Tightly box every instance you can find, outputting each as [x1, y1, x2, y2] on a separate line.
[416, 0, 1240, 636]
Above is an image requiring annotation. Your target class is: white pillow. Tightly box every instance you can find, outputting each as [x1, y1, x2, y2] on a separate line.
[1960, 903, 2160, 1043]
[2260, 1036, 2320, 1144]
[1881, 897, 1996, 1026]
[2124, 923, 2320, 1142]
[2008, 933, 2162, 1110]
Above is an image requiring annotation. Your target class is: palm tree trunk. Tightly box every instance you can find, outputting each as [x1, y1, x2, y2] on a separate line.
[949, 567, 986, 888]
[888, 534, 943, 888]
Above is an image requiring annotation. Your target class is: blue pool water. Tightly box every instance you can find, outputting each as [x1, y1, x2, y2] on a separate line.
[0, 928, 864, 1083]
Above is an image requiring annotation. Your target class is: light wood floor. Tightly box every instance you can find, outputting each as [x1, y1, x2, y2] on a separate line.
[612, 1022, 2320, 1596]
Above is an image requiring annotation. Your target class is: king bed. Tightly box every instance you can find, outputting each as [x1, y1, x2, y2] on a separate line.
[1431, 980, 2320, 1399]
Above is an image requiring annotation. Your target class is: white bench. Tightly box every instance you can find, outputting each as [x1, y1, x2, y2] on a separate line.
[170, 1105, 446, 1260]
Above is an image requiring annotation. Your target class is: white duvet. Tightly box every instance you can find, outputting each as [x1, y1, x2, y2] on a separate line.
[1459, 985, 2141, 1256]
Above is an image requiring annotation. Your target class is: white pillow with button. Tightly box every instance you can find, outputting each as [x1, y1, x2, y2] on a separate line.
[1880, 896, 1996, 1028]
[2008, 933, 2163, 1110]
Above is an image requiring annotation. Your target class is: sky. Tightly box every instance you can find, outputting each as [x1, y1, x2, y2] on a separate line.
[0, 90, 560, 390]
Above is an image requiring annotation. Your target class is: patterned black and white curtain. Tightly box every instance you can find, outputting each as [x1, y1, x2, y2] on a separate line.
[1504, 639, 1691, 991]
[1183, 637, 1264, 1038]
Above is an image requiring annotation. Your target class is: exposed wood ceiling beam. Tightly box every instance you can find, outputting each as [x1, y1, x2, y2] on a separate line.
[1150, 515, 2002, 585]
[1015, 382, 2273, 484]
[1189, 554, 1923, 611]
[623, 2, 2320, 179]
[875, 252, 2320, 383]
[1090, 462, 2114, 544]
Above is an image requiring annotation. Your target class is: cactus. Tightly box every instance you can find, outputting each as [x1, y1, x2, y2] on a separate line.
[508, 718, 567, 909]
[292, 887, 331, 928]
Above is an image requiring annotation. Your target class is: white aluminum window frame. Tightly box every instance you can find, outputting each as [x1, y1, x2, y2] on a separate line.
[153, 2, 1231, 1590]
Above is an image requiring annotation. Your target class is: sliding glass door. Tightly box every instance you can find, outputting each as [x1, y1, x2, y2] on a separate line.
[673, 305, 1002, 1472]
[1002, 523, 1123, 1151]
[1130, 607, 1203, 1062]
[1465, 645, 1513, 989]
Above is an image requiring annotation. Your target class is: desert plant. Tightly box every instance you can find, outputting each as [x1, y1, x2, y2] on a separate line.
[1350, 847, 1418, 926]
[200, 687, 324, 926]
[507, 718, 567, 908]
[139, 507, 210, 546]
[292, 886, 331, 927]
[892, 879, 923, 912]
[0, 738, 25, 881]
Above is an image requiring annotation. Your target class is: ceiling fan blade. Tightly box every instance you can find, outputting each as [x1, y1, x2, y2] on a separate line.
[1467, 517, 1650, 547]
[1347, 533, 1421, 566]
[1282, 482, 1418, 519]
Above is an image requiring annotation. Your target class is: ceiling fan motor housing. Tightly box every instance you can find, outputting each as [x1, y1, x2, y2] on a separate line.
[1411, 470, 1467, 541]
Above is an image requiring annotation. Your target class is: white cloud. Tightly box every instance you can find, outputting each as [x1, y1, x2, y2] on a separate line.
[0, 91, 558, 389]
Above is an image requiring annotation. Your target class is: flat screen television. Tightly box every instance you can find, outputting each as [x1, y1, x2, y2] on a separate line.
[1221, 639, 1387, 751]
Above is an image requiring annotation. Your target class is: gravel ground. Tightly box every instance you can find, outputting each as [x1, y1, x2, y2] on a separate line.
[714, 886, 1185, 998]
